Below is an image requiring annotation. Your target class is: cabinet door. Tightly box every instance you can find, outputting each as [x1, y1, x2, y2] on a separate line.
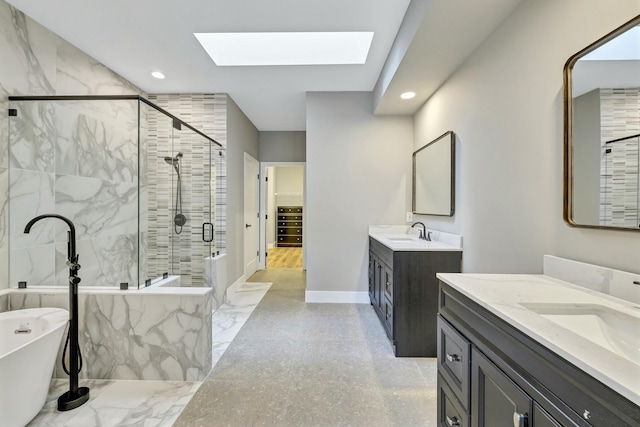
[368, 252, 375, 300]
[472, 348, 532, 427]
[374, 257, 383, 310]
[383, 263, 393, 302]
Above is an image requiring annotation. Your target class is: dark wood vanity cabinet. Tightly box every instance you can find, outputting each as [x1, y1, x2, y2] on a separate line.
[437, 281, 640, 427]
[368, 237, 461, 357]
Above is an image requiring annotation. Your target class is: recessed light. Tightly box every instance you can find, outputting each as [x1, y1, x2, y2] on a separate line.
[400, 92, 416, 100]
[194, 32, 374, 66]
[151, 71, 165, 79]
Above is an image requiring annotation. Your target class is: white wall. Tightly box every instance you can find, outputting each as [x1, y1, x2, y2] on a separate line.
[275, 166, 304, 207]
[226, 97, 259, 284]
[413, 0, 640, 274]
[306, 92, 413, 293]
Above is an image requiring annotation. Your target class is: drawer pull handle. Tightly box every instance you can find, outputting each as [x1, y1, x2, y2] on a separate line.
[446, 353, 461, 363]
[513, 412, 527, 427]
[446, 416, 460, 426]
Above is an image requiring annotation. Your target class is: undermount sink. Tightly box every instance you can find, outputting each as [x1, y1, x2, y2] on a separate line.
[385, 236, 416, 241]
[522, 303, 640, 364]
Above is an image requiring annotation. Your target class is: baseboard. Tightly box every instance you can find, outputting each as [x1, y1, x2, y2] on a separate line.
[304, 291, 369, 304]
[225, 275, 245, 303]
[267, 243, 275, 249]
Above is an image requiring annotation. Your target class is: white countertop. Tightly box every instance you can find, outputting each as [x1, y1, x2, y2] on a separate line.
[437, 273, 640, 406]
[369, 225, 462, 252]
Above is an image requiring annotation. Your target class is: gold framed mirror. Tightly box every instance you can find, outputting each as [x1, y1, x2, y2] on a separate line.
[564, 14, 640, 231]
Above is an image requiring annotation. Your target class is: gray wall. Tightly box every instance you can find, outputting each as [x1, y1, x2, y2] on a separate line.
[572, 89, 601, 225]
[413, 0, 640, 274]
[306, 92, 413, 293]
[259, 131, 306, 162]
[226, 97, 259, 284]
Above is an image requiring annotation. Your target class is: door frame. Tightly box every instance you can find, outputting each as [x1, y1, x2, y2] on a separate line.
[259, 161, 306, 270]
[243, 153, 260, 279]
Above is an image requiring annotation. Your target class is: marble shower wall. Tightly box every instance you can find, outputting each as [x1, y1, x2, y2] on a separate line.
[599, 88, 640, 227]
[0, 0, 141, 289]
[9, 99, 140, 288]
[9, 288, 213, 381]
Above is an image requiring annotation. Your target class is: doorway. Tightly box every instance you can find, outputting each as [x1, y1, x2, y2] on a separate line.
[244, 153, 260, 278]
[259, 162, 305, 270]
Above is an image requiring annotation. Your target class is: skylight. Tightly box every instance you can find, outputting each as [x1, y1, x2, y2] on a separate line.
[194, 32, 374, 66]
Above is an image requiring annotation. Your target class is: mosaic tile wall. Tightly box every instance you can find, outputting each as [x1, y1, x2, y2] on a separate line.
[599, 88, 640, 227]
[147, 94, 227, 287]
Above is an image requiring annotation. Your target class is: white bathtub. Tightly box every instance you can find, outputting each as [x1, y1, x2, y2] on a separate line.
[0, 308, 68, 427]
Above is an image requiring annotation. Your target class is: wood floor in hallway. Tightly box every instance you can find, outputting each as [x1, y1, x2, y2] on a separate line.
[174, 268, 438, 426]
[267, 247, 302, 269]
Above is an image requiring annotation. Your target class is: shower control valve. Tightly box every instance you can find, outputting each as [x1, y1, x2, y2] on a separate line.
[66, 260, 81, 271]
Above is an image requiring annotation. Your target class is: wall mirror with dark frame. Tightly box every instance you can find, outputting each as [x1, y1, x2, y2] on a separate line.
[412, 131, 455, 216]
[564, 15, 640, 231]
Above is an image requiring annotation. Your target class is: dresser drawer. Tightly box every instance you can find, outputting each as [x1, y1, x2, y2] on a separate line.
[277, 214, 302, 221]
[278, 235, 302, 244]
[278, 227, 302, 235]
[437, 316, 471, 410]
[438, 374, 469, 427]
[278, 206, 303, 214]
[278, 220, 302, 227]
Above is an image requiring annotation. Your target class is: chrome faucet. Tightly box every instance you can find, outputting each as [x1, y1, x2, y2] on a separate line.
[411, 222, 430, 241]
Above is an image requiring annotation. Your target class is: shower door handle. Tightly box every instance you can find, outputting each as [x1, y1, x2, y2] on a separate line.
[202, 222, 213, 242]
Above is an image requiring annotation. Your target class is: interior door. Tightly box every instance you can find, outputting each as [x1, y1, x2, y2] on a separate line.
[244, 153, 260, 278]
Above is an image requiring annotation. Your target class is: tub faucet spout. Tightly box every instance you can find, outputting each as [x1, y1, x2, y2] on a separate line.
[24, 214, 89, 411]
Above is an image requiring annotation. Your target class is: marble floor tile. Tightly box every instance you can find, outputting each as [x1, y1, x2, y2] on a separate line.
[27, 379, 201, 427]
[210, 281, 271, 369]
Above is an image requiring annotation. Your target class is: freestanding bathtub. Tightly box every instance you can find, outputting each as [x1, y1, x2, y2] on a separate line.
[0, 308, 68, 427]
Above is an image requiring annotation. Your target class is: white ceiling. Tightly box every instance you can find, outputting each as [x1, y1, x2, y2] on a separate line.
[6, 0, 524, 131]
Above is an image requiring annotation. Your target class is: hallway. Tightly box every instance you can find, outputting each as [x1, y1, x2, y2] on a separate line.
[174, 269, 438, 426]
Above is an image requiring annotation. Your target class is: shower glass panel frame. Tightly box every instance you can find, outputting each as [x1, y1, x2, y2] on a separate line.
[600, 134, 640, 228]
[7, 95, 222, 290]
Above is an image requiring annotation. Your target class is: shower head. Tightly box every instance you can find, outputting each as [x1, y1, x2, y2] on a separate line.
[164, 152, 183, 166]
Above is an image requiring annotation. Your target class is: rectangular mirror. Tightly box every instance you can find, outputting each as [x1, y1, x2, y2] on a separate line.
[564, 15, 640, 231]
[412, 131, 455, 216]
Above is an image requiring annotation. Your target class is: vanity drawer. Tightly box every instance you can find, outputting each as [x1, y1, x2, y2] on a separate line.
[437, 316, 471, 410]
[438, 374, 469, 427]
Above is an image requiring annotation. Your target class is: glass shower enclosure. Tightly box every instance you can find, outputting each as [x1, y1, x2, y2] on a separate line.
[7, 95, 222, 289]
[600, 134, 640, 227]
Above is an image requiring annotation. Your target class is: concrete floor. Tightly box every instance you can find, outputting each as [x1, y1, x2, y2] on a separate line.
[174, 269, 438, 426]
